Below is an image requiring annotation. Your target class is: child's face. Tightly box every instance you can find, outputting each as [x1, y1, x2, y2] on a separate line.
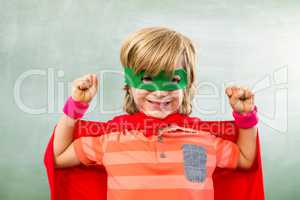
[129, 56, 185, 119]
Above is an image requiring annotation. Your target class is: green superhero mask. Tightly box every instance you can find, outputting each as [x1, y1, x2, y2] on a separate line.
[124, 66, 187, 91]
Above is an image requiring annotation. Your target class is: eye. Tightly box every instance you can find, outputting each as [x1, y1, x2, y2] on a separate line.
[141, 75, 152, 83]
[171, 75, 181, 83]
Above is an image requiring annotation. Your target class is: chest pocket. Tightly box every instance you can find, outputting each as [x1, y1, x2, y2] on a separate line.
[182, 144, 207, 183]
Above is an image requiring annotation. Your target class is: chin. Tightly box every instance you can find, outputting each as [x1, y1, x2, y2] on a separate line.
[144, 110, 172, 119]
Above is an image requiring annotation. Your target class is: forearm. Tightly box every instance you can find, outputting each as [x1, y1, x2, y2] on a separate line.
[51, 74, 97, 168]
[53, 114, 78, 158]
[237, 126, 258, 169]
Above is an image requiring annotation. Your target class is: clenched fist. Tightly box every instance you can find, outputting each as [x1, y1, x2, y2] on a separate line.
[225, 86, 255, 114]
[71, 74, 98, 103]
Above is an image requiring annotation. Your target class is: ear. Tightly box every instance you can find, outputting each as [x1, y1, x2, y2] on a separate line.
[123, 85, 130, 93]
[128, 86, 133, 95]
[126, 86, 134, 98]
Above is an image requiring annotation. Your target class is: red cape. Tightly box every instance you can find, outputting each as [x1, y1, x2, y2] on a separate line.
[44, 112, 264, 200]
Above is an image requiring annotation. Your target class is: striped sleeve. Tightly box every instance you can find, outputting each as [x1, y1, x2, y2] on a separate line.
[214, 137, 240, 169]
[73, 136, 104, 166]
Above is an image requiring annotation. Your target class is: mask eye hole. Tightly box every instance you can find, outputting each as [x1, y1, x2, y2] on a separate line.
[171, 75, 181, 83]
[141, 75, 152, 83]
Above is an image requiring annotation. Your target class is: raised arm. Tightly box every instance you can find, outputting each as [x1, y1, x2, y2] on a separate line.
[226, 86, 258, 169]
[53, 74, 98, 168]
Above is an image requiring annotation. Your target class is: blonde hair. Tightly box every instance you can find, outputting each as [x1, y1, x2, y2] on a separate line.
[120, 27, 197, 115]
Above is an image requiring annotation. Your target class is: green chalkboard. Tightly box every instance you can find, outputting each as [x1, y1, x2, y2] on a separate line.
[1, 1, 299, 199]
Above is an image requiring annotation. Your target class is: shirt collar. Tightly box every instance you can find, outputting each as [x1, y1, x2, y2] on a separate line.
[126, 112, 189, 136]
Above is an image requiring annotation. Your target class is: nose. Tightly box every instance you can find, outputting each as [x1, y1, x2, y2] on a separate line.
[151, 90, 169, 98]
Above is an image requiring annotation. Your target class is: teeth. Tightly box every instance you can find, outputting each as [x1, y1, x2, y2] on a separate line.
[148, 100, 170, 105]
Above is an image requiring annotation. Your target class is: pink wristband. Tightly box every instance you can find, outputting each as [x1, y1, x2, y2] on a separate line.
[63, 96, 89, 119]
[233, 106, 258, 129]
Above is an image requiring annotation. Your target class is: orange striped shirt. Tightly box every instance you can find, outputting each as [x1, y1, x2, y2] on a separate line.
[73, 125, 240, 200]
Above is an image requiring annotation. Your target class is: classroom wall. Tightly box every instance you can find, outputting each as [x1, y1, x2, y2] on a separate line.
[1, 0, 299, 199]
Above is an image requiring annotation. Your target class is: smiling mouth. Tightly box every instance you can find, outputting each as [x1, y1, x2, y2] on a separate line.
[147, 99, 171, 106]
